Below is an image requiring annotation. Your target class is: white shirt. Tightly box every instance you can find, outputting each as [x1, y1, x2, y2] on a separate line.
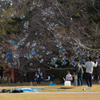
[66, 74, 72, 81]
[84, 61, 97, 74]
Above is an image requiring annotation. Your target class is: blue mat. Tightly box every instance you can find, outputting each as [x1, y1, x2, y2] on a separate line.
[49, 84, 56, 86]
[13, 87, 46, 91]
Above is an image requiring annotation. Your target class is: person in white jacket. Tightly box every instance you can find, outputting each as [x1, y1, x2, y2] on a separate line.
[83, 56, 98, 89]
[66, 71, 72, 81]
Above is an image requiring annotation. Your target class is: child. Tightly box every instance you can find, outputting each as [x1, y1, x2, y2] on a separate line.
[66, 71, 72, 81]
[73, 71, 77, 86]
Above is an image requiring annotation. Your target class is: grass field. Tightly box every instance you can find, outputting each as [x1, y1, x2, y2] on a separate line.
[0, 84, 100, 100]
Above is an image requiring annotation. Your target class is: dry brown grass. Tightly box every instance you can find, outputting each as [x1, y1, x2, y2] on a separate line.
[0, 93, 100, 100]
[0, 85, 100, 100]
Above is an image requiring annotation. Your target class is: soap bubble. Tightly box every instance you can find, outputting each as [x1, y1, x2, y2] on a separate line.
[40, 59, 44, 63]
[24, 21, 29, 29]
[30, 63, 33, 66]
[43, 18, 46, 21]
[20, 15, 25, 19]
[35, 32, 38, 35]
[39, 55, 42, 58]
[55, 64, 58, 68]
[1, 54, 5, 58]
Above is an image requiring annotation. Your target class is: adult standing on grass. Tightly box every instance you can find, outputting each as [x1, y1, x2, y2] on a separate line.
[73, 62, 84, 86]
[83, 56, 98, 89]
[77, 62, 84, 86]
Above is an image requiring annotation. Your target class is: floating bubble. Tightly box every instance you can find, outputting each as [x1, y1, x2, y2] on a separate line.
[13, 54, 17, 58]
[35, 54, 39, 58]
[55, 64, 58, 68]
[55, 39, 59, 43]
[20, 15, 25, 19]
[35, 32, 38, 35]
[32, 51, 36, 55]
[10, 40, 16, 44]
[15, 45, 18, 49]
[51, 23, 54, 26]
[39, 55, 42, 58]
[51, 57, 58, 63]
[29, 53, 33, 59]
[26, 57, 29, 59]
[77, 39, 80, 43]
[42, 50, 45, 52]
[30, 63, 33, 66]
[32, 48, 35, 51]
[24, 21, 29, 29]
[1, 54, 5, 58]
[24, 26, 28, 29]
[43, 18, 46, 21]
[46, 51, 52, 55]
[32, 43, 36, 47]
[40, 46, 46, 49]
[46, 51, 49, 55]
[40, 59, 44, 63]
[52, 27, 55, 30]
[62, 60, 67, 65]
[55, 24, 58, 27]
[25, 34, 28, 37]
[63, 56, 66, 59]
[26, 42, 30, 47]
[24, 53, 28, 58]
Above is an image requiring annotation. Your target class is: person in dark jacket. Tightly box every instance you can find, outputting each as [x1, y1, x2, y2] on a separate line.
[77, 62, 84, 86]
[74, 62, 84, 86]
[35, 68, 43, 86]
[36, 71, 42, 86]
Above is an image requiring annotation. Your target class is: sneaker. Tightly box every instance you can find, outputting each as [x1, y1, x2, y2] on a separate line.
[81, 85, 83, 86]
[89, 87, 91, 89]
[86, 87, 91, 89]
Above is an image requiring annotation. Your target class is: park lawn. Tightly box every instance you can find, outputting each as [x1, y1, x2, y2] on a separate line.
[0, 93, 100, 100]
[0, 85, 100, 100]
[0, 85, 100, 92]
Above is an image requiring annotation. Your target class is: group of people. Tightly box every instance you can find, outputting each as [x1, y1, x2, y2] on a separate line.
[65, 56, 98, 89]
[0, 56, 99, 89]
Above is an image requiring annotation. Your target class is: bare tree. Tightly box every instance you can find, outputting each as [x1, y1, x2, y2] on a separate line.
[0, 0, 100, 78]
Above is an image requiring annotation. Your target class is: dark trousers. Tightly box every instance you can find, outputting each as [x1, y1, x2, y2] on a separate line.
[85, 73, 92, 87]
[78, 73, 83, 86]
[36, 78, 41, 84]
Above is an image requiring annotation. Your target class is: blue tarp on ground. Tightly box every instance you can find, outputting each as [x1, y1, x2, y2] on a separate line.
[13, 87, 46, 91]
[49, 84, 56, 86]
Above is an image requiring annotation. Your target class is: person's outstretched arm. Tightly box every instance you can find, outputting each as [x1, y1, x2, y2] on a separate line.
[93, 62, 98, 67]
